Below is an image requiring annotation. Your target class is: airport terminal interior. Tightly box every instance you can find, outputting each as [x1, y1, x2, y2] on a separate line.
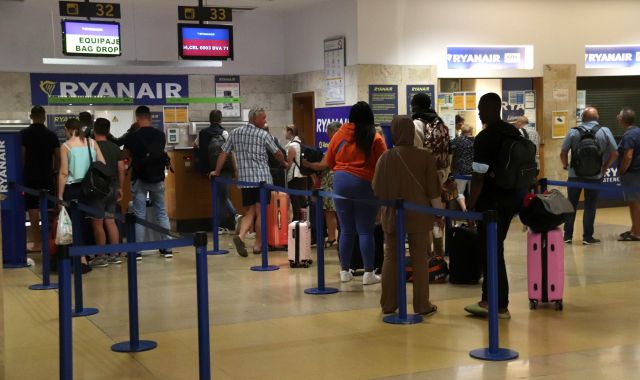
[3, 0, 640, 379]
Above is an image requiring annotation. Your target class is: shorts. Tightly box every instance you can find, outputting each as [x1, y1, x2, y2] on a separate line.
[87, 184, 118, 219]
[241, 187, 271, 207]
[24, 179, 55, 210]
[622, 172, 640, 202]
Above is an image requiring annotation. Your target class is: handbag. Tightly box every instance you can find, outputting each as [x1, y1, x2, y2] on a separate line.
[520, 189, 574, 233]
[441, 175, 458, 203]
[81, 139, 113, 202]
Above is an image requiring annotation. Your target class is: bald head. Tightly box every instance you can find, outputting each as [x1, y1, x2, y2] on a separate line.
[581, 107, 599, 123]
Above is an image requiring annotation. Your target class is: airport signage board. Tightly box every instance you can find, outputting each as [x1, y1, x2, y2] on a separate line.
[585, 45, 640, 68]
[447, 45, 534, 70]
[178, 6, 232, 22]
[314, 106, 350, 152]
[59, 1, 121, 19]
[30, 73, 189, 106]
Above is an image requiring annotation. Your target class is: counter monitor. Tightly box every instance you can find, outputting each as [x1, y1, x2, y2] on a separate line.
[62, 20, 121, 57]
[178, 24, 233, 60]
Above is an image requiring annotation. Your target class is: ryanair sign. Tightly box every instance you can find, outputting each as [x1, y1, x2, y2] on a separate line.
[30, 73, 189, 105]
[447, 45, 534, 70]
[585, 45, 640, 68]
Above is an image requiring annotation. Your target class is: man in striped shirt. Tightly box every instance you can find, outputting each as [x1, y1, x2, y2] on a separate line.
[211, 107, 288, 256]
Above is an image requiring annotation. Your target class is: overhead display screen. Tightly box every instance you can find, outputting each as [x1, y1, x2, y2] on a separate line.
[62, 20, 121, 57]
[178, 24, 233, 60]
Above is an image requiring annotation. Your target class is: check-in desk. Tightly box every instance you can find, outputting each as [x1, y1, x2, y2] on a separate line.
[165, 148, 244, 232]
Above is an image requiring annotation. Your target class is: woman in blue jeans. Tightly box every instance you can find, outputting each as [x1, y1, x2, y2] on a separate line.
[324, 102, 387, 285]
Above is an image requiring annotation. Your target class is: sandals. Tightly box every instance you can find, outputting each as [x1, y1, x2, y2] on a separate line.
[324, 239, 337, 248]
[418, 305, 438, 317]
[618, 232, 640, 241]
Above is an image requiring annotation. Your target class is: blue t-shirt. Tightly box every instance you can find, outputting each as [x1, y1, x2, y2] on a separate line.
[561, 121, 618, 179]
[619, 126, 640, 174]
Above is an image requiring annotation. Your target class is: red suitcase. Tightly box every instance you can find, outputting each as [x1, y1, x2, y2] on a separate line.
[527, 228, 564, 310]
[267, 192, 288, 249]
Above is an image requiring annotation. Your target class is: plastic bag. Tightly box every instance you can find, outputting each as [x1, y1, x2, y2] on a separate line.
[55, 206, 73, 245]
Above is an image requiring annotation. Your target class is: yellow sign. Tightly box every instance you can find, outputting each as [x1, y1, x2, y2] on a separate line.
[465, 92, 477, 110]
[163, 106, 189, 124]
[453, 92, 465, 111]
[552, 110, 568, 139]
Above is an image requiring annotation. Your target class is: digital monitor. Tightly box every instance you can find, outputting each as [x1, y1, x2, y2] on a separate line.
[62, 20, 121, 57]
[178, 24, 233, 60]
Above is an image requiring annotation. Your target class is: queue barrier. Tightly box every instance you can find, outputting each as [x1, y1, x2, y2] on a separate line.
[9, 182, 213, 380]
[211, 176, 518, 361]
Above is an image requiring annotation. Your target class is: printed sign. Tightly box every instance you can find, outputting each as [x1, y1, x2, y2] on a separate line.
[324, 37, 346, 105]
[406, 85, 435, 115]
[30, 73, 188, 106]
[62, 20, 120, 56]
[369, 85, 398, 125]
[0, 138, 7, 195]
[447, 45, 534, 70]
[47, 114, 77, 143]
[585, 45, 640, 68]
[215, 75, 241, 118]
[314, 106, 350, 152]
[552, 110, 568, 139]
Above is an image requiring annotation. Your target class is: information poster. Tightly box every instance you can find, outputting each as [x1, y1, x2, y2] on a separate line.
[525, 91, 536, 109]
[406, 84, 435, 115]
[368, 85, 398, 125]
[151, 112, 164, 130]
[440, 111, 457, 139]
[465, 92, 477, 110]
[324, 36, 346, 105]
[552, 110, 568, 139]
[94, 110, 135, 138]
[47, 114, 77, 143]
[163, 106, 189, 123]
[438, 93, 454, 109]
[314, 106, 351, 151]
[453, 92, 465, 111]
[508, 91, 525, 106]
[215, 75, 241, 118]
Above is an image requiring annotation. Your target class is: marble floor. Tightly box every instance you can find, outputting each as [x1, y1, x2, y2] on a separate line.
[3, 207, 640, 379]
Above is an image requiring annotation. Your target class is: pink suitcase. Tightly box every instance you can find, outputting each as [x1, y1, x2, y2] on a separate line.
[527, 228, 564, 310]
[267, 192, 288, 249]
[288, 221, 312, 268]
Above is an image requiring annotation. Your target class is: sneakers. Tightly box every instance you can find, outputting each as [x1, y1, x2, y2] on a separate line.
[136, 253, 142, 262]
[582, 238, 601, 245]
[464, 302, 511, 319]
[233, 235, 248, 257]
[160, 249, 173, 258]
[340, 270, 353, 283]
[89, 257, 109, 268]
[234, 214, 243, 235]
[107, 255, 122, 264]
[362, 271, 381, 285]
[564, 238, 572, 244]
[218, 227, 231, 235]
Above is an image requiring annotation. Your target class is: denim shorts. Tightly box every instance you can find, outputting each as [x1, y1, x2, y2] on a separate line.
[622, 172, 640, 202]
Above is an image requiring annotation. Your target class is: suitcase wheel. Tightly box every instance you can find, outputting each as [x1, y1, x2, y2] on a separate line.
[554, 300, 563, 311]
[529, 299, 538, 310]
[289, 260, 295, 268]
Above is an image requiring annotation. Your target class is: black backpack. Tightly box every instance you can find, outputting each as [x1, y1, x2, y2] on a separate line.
[81, 140, 113, 202]
[571, 126, 603, 177]
[207, 132, 233, 174]
[292, 141, 323, 176]
[132, 131, 167, 183]
[494, 132, 537, 190]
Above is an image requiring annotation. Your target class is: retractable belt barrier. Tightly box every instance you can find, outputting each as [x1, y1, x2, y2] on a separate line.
[211, 176, 516, 361]
[9, 182, 213, 380]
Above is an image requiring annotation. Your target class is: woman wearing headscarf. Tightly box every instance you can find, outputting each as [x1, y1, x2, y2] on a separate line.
[325, 101, 387, 285]
[373, 115, 444, 316]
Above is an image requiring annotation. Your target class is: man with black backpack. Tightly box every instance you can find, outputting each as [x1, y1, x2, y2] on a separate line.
[123, 106, 174, 259]
[560, 106, 618, 245]
[195, 109, 238, 233]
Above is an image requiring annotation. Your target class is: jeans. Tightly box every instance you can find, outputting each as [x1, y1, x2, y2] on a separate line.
[131, 180, 172, 244]
[564, 177, 600, 241]
[216, 175, 237, 230]
[479, 204, 516, 309]
[333, 171, 378, 271]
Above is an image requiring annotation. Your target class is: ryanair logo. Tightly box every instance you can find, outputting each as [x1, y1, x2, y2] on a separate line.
[39, 80, 57, 97]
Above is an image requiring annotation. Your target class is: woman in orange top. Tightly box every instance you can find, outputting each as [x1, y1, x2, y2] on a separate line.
[325, 101, 387, 285]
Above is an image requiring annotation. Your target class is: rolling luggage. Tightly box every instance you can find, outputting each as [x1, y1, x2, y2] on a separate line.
[527, 228, 564, 310]
[350, 224, 384, 275]
[267, 192, 288, 249]
[447, 224, 481, 284]
[288, 221, 312, 268]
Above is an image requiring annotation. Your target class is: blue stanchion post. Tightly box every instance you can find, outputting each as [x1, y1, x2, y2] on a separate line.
[251, 182, 279, 272]
[384, 199, 423, 325]
[57, 244, 73, 380]
[305, 189, 339, 295]
[470, 210, 519, 361]
[69, 200, 98, 317]
[209, 178, 229, 255]
[112, 213, 157, 353]
[194, 231, 212, 380]
[29, 189, 58, 290]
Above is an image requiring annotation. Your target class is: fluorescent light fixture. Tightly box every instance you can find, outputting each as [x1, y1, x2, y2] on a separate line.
[43, 58, 223, 67]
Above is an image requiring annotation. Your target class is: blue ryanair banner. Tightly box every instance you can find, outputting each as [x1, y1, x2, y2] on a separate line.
[315, 106, 351, 152]
[585, 45, 640, 68]
[30, 73, 189, 105]
[447, 46, 533, 70]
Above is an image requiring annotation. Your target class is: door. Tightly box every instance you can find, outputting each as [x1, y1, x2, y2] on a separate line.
[292, 92, 315, 147]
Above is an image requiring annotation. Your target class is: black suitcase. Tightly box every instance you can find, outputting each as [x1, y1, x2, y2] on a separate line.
[447, 224, 481, 284]
[350, 224, 384, 275]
